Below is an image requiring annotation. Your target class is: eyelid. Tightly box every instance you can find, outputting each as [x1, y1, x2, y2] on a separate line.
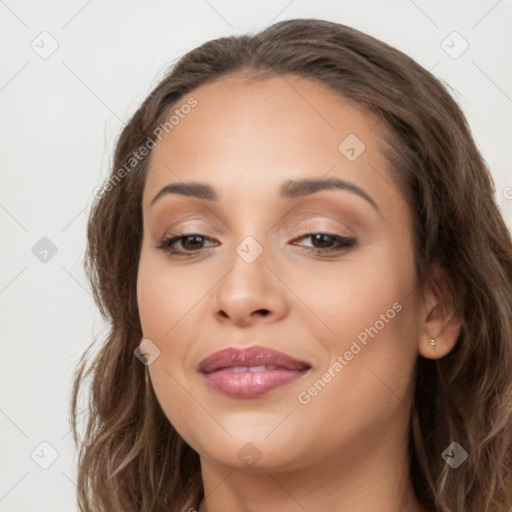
[290, 221, 354, 238]
[160, 222, 217, 239]
[159, 218, 355, 242]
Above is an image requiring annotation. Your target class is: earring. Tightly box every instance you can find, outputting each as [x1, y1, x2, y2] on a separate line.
[430, 338, 436, 346]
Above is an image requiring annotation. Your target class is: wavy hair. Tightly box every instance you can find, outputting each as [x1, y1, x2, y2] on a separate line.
[71, 18, 512, 512]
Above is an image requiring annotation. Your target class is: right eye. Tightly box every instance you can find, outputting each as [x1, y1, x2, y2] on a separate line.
[155, 233, 219, 256]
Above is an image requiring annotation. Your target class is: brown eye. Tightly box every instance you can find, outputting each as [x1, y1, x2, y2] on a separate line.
[292, 233, 356, 253]
[179, 235, 207, 251]
[156, 233, 218, 256]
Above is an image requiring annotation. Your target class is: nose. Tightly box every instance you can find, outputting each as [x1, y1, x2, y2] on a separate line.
[213, 244, 289, 327]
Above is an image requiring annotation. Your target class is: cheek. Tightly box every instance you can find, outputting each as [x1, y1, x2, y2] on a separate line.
[136, 256, 196, 443]
[291, 242, 417, 345]
[294, 240, 420, 413]
[136, 250, 219, 432]
[293, 282, 419, 456]
[137, 251, 212, 340]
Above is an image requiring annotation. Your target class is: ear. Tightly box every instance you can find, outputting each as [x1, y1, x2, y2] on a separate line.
[418, 265, 462, 360]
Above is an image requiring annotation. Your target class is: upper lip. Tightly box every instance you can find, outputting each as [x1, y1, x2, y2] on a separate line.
[199, 346, 311, 373]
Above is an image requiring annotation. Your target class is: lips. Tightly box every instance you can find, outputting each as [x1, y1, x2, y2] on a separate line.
[198, 346, 311, 399]
[198, 346, 311, 373]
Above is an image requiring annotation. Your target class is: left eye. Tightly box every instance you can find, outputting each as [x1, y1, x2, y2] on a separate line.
[292, 233, 356, 253]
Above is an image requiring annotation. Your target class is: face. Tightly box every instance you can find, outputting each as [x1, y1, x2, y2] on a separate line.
[137, 73, 422, 471]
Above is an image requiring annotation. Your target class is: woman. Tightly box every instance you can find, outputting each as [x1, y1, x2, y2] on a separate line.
[71, 18, 512, 512]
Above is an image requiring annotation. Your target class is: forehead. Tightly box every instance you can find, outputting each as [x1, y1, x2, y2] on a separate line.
[142, 73, 392, 207]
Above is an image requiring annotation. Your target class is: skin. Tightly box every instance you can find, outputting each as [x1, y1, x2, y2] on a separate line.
[136, 72, 461, 512]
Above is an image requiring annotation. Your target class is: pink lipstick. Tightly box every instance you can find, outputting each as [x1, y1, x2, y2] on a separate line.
[199, 346, 311, 399]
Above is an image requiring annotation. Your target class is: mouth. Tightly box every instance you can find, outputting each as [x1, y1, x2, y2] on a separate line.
[198, 346, 311, 399]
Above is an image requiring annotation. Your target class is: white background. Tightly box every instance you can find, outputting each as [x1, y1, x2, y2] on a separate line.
[1, 1, 511, 510]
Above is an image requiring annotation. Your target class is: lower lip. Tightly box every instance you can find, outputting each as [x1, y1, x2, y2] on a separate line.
[203, 368, 309, 398]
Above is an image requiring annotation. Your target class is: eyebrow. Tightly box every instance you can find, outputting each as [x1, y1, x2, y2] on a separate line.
[150, 177, 380, 214]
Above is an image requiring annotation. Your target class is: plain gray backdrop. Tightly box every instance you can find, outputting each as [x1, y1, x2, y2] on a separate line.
[1, 1, 511, 511]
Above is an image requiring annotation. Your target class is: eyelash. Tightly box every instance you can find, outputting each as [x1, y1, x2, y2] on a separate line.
[155, 230, 356, 257]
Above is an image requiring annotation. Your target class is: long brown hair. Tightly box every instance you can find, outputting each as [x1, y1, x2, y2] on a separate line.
[71, 18, 512, 511]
